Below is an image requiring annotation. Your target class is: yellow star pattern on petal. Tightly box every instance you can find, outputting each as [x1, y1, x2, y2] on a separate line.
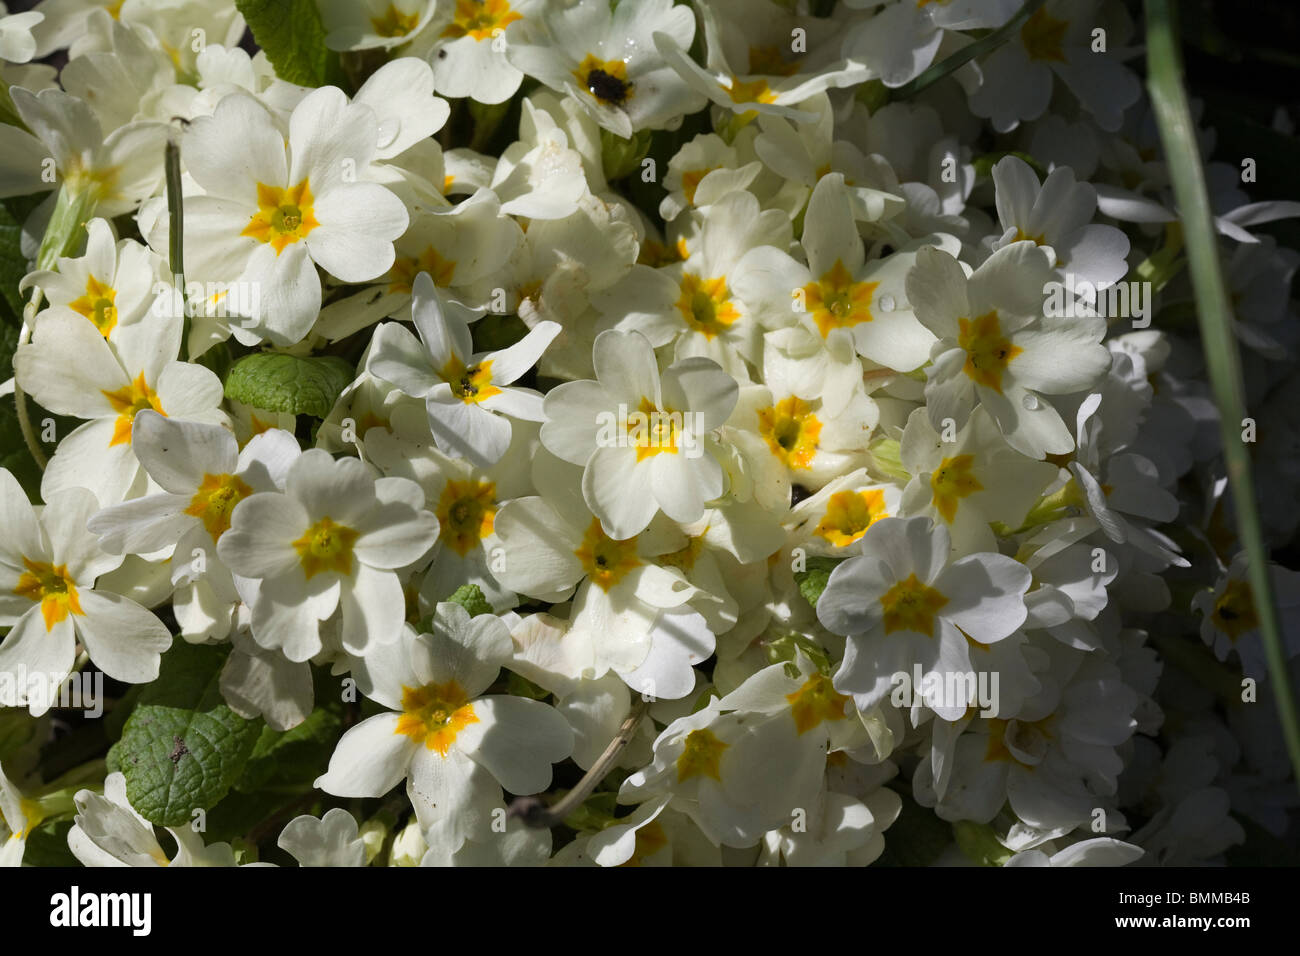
[241, 179, 320, 254]
[395, 680, 479, 756]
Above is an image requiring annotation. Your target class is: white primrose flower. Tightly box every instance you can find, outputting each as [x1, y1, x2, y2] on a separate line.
[505, 0, 704, 138]
[655, 0, 870, 124]
[426, 0, 542, 105]
[617, 670, 836, 849]
[817, 516, 1032, 720]
[598, 189, 792, 377]
[316, 604, 573, 847]
[216, 449, 439, 661]
[2, 87, 165, 214]
[86, 412, 300, 642]
[19, 217, 164, 340]
[990, 155, 1131, 298]
[175, 87, 409, 344]
[368, 271, 560, 470]
[365, 403, 537, 613]
[914, 649, 1139, 830]
[541, 329, 738, 539]
[277, 808, 369, 868]
[14, 307, 228, 504]
[0, 8, 41, 63]
[0, 468, 172, 715]
[1193, 552, 1300, 682]
[1004, 836, 1144, 867]
[492, 451, 714, 700]
[899, 405, 1058, 555]
[906, 241, 1112, 459]
[320, 0, 439, 52]
[68, 772, 243, 867]
[966, 0, 1140, 133]
[732, 174, 942, 374]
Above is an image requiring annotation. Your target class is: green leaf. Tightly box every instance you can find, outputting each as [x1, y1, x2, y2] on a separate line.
[22, 818, 82, 867]
[1146, 0, 1300, 792]
[0, 194, 44, 326]
[445, 583, 493, 618]
[952, 819, 1014, 866]
[235, 704, 343, 793]
[115, 643, 263, 827]
[224, 351, 356, 419]
[794, 556, 842, 609]
[873, 792, 951, 866]
[234, 0, 346, 88]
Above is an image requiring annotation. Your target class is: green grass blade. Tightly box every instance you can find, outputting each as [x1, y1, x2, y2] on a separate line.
[1145, 0, 1300, 792]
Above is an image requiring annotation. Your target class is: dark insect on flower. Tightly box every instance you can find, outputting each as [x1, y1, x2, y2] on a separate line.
[587, 68, 632, 105]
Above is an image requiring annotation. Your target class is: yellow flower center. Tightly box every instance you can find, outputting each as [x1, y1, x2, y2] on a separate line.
[436, 479, 497, 556]
[442, 0, 521, 40]
[930, 454, 983, 523]
[785, 673, 851, 735]
[440, 354, 500, 404]
[727, 76, 777, 105]
[680, 167, 717, 204]
[985, 716, 1055, 767]
[241, 179, 320, 254]
[371, 3, 420, 37]
[957, 310, 1022, 393]
[814, 489, 888, 547]
[574, 518, 640, 591]
[676, 728, 728, 782]
[574, 54, 632, 106]
[757, 395, 822, 470]
[626, 395, 681, 462]
[618, 820, 669, 867]
[1211, 579, 1259, 643]
[658, 532, 706, 573]
[102, 371, 166, 447]
[69, 274, 118, 338]
[14, 558, 83, 631]
[292, 516, 361, 580]
[395, 680, 479, 756]
[1021, 5, 1068, 62]
[185, 473, 254, 542]
[676, 273, 740, 339]
[802, 260, 878, 337]
[390, 247, 457, 294]
[880, 573, 948, 636]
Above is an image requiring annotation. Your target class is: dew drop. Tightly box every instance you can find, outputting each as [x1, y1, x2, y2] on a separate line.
[1022, 394, 1041, 411]
[878, 294, 895, 312]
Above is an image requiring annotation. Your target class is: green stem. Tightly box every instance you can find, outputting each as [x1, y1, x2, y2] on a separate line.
[1145, 0, 1300, 792]
[165, 132, 190, 360]
[888, 0, 1046, 102]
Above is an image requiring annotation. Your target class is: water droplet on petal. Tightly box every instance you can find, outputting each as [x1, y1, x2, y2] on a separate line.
[1022, 394, 1041, 411]
[878, 294, 895, 312]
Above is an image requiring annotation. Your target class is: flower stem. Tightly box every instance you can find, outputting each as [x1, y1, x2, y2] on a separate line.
[509, 696, 650, 828]
[1145, 0, 1300, 792]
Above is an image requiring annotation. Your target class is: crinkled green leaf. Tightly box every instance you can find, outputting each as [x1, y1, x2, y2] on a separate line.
[794, 556, 842, 610]
[446, 583, 493, 618]
[116, 643, 263, 827]
[234, 0, 346, 88]
[224, 351, 356, 419]
[235, 704, 343, 793]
